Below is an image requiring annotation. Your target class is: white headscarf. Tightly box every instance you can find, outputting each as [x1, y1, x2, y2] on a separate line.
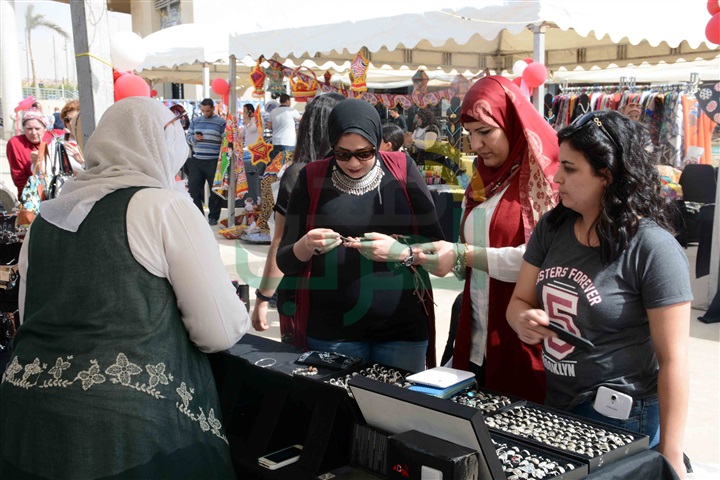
[40, 97, 191, 232]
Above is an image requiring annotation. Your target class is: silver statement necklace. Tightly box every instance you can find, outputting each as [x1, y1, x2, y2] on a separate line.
[331, 161, 385, 197]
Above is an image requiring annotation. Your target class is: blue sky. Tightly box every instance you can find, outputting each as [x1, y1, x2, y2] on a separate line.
[13, 0, 131, 83]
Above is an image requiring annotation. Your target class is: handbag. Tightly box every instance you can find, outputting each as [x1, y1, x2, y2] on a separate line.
[47, 140, 74, 199]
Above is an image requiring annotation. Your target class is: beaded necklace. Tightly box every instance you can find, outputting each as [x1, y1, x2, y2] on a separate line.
[331, 160, 384, 197]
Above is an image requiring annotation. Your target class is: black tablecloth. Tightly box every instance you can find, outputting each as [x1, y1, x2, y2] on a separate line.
[213, 335, 680, 480]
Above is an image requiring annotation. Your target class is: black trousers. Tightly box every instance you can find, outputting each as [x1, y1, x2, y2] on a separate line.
[186, 157, 223, 220]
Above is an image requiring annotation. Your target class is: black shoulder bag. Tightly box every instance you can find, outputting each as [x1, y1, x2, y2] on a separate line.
[47, 140, 74, 200]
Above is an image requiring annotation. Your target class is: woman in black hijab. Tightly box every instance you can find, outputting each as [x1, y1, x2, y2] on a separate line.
[276, 99, 444, 372]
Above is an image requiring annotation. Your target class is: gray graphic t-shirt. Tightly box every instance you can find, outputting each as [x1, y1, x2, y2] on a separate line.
[524, 213, 692, 409]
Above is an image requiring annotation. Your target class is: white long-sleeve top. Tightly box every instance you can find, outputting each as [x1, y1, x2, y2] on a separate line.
[19, 188, 250, 353]
[463, 185, 526, 366]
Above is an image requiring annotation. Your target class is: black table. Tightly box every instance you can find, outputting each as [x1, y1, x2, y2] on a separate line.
[211, 335, 680, 480]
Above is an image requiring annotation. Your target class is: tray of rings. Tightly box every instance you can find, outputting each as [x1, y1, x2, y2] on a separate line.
[326, 363, 414, 398]
[490, 432, 588, 480]
[449, 387, 523, 415]
[291, 362, 415, 423]
[483, 403, 648, 472]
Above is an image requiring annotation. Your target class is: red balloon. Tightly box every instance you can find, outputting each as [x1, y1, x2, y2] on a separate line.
[114, 73, 151, 101]
[523, 57, 534, 64]
[707, 13, 720, 44]
[211, 78, 229, 95]
[708, 1, 720, 15]
[522, 62, 548, 88]
[222, 92, 229, 106]
[150, 89, 158, 97]
[512, 77, 523, 87]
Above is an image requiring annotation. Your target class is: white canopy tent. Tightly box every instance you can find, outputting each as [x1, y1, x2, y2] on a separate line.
[139, 1, 718, 91]
[226, 0, 718, 104]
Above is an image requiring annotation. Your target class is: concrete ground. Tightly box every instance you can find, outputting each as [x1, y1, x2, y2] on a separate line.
[1, 138, 718, 473]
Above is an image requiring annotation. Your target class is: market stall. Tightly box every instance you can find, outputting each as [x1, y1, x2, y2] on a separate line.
[211, 334, 681, 479]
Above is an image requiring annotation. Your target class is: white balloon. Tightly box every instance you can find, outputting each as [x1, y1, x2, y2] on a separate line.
[110, 31, 147, 72]
[512, 60, 528, 77]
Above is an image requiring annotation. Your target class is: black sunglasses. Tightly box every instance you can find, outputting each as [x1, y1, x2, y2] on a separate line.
[333, 147, 377, 162]
[571, 112, 622, 154]
[164, 111, 188, 130]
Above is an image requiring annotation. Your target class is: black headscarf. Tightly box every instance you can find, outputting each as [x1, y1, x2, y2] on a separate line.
[327, 99, 382, 149]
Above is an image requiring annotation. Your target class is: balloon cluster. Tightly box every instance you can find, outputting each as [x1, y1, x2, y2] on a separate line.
[211, 78, 230, 105]
[110, 31, 151, 101]
[510, 57, 548, 97]
[706, 1, 720, 44]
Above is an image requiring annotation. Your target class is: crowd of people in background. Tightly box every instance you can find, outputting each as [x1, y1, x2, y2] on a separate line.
[0, 76, 698, 478]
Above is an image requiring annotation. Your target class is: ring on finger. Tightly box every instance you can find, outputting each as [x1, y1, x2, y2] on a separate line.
[313, 247, 322, 255]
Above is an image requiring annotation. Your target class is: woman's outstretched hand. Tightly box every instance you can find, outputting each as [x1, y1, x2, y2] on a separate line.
[413, 241, 456, 276]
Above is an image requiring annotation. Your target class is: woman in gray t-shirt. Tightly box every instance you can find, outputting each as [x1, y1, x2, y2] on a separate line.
[507, 110, 691, 479]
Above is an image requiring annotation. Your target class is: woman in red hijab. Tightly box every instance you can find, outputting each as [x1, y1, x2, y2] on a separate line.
[415, 76, 559, 402]
[6, 109, 54, 197]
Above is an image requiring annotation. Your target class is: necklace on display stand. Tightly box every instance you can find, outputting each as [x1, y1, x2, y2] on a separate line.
[331, 161, 385, 197]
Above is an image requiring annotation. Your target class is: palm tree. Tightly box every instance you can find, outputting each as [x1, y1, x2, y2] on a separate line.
[25, 4, 69, 100]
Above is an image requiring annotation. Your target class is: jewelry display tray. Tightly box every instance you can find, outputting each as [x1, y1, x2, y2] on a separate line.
[489, 431, 588, 480]
[294, 362, 415, 421]
[483, 401, 649, 472]
[448, 386, 525, 416]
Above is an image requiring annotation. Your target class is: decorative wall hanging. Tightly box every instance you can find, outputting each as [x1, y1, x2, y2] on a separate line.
[250, 58, 266, 98]
[697, 81, 720, 124]
[412, 70, 429, 94]
[266, 59, 286, 96]
[289, 66, 319, 102]
[349, 51, 370, 93]
[256, 57, 463, 109]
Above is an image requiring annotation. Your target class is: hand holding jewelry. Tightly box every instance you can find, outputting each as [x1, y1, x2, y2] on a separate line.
[344, 232, 411, 264]
[296, 228, 343, 261]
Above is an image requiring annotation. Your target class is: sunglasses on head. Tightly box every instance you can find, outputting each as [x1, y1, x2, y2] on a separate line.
[571, 112, 622, 153]
[164, 111, 188, 130]
[333, 147, 377, 162]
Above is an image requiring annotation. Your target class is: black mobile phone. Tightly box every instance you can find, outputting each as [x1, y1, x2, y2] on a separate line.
[547, 321, 595, 352]
[63, 132, 70, 142]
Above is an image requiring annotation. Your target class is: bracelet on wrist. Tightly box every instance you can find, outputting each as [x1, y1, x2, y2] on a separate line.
[255, 289, 274, 303]
[400, 245, 414, 267]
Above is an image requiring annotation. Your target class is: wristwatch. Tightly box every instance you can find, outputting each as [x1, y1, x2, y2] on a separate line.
[400, 245, 414, 267]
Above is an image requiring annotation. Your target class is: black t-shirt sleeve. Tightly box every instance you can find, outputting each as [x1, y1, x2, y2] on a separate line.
[523, 212, 552, 267]
[277, 168, 310, 275]
[274, 162, 303, 216]
[404, 156, 445, 242]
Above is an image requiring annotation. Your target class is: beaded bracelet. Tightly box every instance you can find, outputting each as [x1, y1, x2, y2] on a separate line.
[452, 243, 465, 280]
[255, 289, 274, 303]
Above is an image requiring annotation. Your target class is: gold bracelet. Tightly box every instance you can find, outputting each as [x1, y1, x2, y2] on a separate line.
[462, 243, 469, 269]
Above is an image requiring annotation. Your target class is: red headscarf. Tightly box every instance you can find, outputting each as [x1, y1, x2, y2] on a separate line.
[453, 76, 559, 403]
[461, 76, 559, 243]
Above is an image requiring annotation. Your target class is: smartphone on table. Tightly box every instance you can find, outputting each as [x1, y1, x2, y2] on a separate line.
[258, 444, 303, 470]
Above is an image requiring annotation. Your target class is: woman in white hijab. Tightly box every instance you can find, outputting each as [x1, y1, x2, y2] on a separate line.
[0, 98, 250, 479]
